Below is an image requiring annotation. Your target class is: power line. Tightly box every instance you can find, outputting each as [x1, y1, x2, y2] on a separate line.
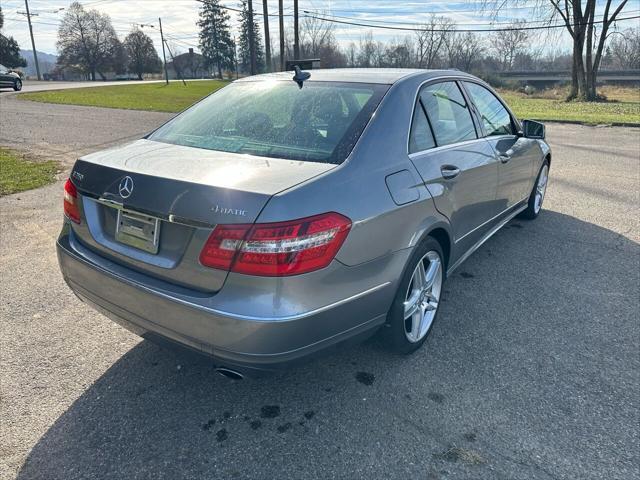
[300, 8, 640, 27]
[299, 12, 640, 33]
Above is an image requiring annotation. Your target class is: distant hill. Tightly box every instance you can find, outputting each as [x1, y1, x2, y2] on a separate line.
[19, 49, 58, 76]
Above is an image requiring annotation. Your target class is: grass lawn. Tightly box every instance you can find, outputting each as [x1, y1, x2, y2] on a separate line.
[19, 79, 639, 125]
[498, 86, 640, 126]
[0, 147, 61, 196]
[20, 80, 228, 113]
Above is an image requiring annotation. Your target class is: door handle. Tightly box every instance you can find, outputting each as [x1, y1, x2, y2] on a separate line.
[441, 165, 461, 179]
[498, 154, 511, 164]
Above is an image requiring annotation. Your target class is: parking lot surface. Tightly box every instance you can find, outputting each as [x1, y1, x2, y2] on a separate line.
[1, 101, 639, 480]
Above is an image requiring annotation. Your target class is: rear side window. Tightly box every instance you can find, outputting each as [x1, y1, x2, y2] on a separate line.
[419, 82, 476, 147]
[149, 81, 388, 164]
[409, 103, 436, 153]
[464, 82, 514, 136]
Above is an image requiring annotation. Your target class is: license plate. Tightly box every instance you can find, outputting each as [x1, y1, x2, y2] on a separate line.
[115, 209, 161, 254]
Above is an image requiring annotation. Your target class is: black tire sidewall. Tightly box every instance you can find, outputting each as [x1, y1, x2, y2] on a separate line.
[14, 79, 22, 91]
[521, 160, 549, 220]
[384, 237, 445, 354]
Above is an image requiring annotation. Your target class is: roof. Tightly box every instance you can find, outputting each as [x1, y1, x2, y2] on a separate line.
[235, 68, 471, 85]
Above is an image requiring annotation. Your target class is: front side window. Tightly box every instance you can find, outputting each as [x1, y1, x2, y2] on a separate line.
[419, 82, 477, 147]
[149, 81, 388, 164]
[464, 82, 514, 136]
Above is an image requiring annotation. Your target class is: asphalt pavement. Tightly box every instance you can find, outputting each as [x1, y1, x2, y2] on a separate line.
[2, 79, 203, 94]
[0, 99, 639, 480]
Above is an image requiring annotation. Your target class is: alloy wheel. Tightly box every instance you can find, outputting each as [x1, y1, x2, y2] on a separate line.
[403, 250, 443, 343]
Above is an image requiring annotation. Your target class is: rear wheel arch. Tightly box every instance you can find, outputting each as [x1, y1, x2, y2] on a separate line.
[427, 227, 451, 272]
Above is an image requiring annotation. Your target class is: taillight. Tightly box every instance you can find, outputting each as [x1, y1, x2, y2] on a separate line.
[199, 212, 351, 276]
[63, 178, 81, 223]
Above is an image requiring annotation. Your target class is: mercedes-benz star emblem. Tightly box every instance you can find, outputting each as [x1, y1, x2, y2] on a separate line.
[118, 176, 134, 199]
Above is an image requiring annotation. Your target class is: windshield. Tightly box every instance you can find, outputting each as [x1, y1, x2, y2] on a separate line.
[149, 80, 388, 164]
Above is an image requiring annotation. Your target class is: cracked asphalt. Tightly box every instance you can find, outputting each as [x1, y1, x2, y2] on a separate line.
[1, 95, 639, 480]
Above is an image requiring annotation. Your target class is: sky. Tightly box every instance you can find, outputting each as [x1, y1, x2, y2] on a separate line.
[2, 0, 639, 57]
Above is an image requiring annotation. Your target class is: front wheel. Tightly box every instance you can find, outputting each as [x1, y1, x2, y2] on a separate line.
[13, 79, 22, 91]
[520, 161, 549, 220]
[383, 237, 445, 354]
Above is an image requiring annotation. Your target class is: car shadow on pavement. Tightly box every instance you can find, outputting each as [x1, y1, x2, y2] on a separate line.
[16, 211, 640, 480]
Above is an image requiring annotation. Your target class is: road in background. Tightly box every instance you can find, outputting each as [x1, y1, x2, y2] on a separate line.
[1, 100, 639, 479]
[0, 79, 206, 94]
[0, 95, 172, 164]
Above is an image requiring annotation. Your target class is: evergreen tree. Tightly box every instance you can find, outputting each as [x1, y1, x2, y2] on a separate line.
[197, 0, 235, 79]
[0, 6, 27, 68]
[238, 0, 264, 74]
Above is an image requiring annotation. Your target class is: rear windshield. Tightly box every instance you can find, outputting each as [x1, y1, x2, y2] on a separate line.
[148, 80, 388, 164]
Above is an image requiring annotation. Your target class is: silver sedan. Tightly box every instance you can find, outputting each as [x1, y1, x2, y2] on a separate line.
[57, 68, 550, 378]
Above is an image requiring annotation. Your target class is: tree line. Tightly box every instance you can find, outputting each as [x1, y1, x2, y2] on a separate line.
[55, 2, 161, 80]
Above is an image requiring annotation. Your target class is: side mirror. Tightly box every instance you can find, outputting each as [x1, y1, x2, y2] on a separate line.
[522, 119, 545, 139]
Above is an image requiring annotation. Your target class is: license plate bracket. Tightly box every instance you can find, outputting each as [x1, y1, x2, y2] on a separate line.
[115, 209, 161, 254]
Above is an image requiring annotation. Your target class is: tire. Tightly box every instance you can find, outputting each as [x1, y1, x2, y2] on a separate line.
[13, 79, 22, 91]
[382, 236, 445, 354]
[519, 160, 549, 220]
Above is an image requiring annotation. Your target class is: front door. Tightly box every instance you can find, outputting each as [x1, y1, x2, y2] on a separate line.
[463, 81, 536, 209]
[408, 81, 501, 249]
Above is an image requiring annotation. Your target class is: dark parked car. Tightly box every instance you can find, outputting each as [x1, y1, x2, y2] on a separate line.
[0, 64, 22, 91]
[57, 69, 550, 378]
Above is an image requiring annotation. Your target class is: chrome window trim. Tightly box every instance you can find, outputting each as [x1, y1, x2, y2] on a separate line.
[407, 137, 487, 159]
[405, 75, 482, 156]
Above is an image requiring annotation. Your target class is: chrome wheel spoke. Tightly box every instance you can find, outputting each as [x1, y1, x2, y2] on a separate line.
[424, 258, 440, 289]
[403, 251, 443, 343]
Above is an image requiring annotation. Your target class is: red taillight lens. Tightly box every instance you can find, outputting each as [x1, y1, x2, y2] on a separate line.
[199, 212, 351, 276]
[63, 178, 81, 224]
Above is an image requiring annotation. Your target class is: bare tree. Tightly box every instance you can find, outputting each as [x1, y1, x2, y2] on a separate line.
[300, 14, 334, 58]
[446, 32, 485, 72]
[491, 20, 531, 71]
[382, 37, 415, 68]
[485, 0, 630, 100]
[357, 32, 379, 68]
[56, 1, 120, 81]
[608, 27, 640, 68]
[414, 15, 454, 68]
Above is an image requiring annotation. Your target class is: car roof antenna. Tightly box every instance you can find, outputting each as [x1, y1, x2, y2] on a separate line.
[292, 65, 311, 89]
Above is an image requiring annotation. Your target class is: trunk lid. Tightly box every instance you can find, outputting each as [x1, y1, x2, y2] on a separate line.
[69, 139, 335, 292]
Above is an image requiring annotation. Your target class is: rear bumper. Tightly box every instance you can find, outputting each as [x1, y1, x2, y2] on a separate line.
[57, 225, 404, 373]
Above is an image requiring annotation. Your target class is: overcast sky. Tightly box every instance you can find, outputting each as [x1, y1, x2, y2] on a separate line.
[2, 0, 638, 56]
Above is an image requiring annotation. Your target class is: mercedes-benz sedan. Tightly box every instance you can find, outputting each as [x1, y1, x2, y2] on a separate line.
[57, 69, 550, 378]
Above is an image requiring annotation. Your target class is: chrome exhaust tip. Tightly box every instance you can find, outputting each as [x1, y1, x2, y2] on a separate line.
[215, 367, 244, 380]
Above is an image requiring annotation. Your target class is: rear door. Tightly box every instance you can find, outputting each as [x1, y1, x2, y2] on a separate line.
[463, 81, 537, 209]
[408, 80, 501, 248]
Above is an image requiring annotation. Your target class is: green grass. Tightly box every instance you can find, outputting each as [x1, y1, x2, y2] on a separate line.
[498, 87, 640, 126]
[20, 80, 229, 113]
[0, 147, 60, 196]
[19, 79, 640, 125]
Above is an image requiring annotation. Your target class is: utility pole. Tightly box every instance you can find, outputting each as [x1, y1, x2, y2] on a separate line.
[262, 0, 271, 72]
[293, 0, 299, 61]
[158, 17, 169, 85]
[233, 36, 239, 79]
[278, 0, 284, 71]
[21, 0, 41, 80]
[164, 42, 186, 86]
[247, 0, 257, 75]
